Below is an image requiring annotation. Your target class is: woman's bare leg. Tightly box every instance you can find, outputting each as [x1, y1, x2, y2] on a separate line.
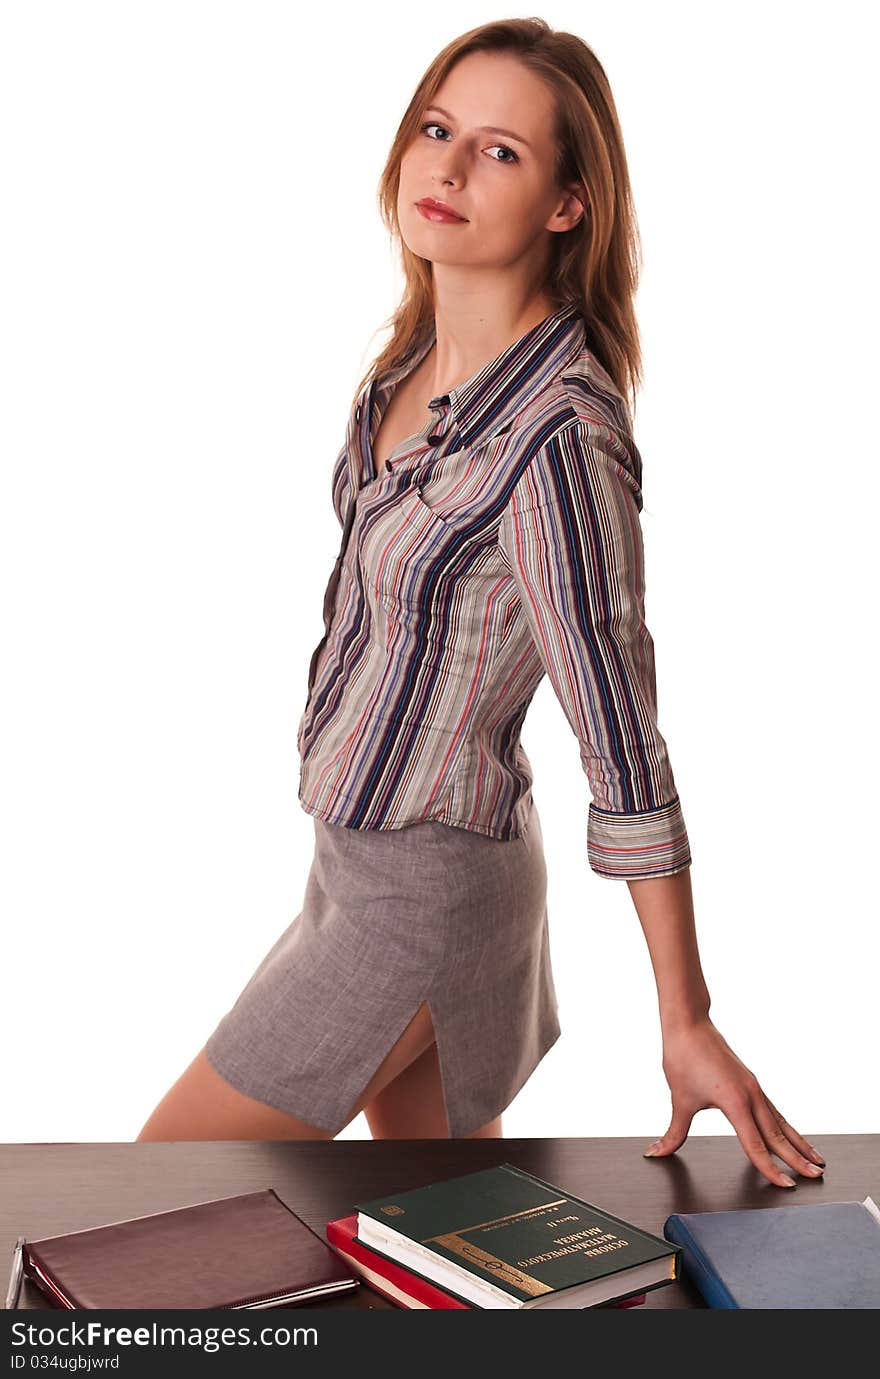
[135, 1047, 334, 1141]
[363, 1039, 504, 1139]
[135, 999, 440, 1142]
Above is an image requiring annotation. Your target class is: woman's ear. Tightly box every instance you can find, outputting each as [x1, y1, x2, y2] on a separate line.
[547, 183, 588, 234]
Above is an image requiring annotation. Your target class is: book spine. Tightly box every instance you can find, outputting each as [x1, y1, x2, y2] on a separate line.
[662, 1217, 739, 1310]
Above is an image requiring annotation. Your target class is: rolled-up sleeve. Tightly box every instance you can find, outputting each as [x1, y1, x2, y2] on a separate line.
[497, 418, 691, 880]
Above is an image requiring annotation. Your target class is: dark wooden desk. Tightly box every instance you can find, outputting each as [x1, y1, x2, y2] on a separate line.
[1, 1136, 875, 1310]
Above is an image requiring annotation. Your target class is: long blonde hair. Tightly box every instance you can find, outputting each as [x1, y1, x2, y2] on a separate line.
[354, 17, 644, 419]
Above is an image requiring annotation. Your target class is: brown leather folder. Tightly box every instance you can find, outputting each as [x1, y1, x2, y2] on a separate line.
[21, 1187, 359, 1309]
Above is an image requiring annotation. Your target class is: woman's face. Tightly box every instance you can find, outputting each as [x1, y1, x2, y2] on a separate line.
[397, 51, 584, 278]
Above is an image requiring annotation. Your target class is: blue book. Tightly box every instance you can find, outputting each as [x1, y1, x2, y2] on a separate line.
[663, 1195, 880, 1308]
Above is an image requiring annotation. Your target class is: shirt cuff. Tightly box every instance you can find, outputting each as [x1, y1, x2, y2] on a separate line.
[587, 794, 692, 879]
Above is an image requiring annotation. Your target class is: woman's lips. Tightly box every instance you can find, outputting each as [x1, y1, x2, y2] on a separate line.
[416, 200, 468, 224]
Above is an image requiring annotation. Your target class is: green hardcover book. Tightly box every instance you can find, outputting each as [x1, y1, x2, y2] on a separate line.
[355, 1162, 681, 1310]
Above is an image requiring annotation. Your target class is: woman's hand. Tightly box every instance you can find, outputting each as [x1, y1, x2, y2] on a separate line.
[643, 1016, 826, 1188]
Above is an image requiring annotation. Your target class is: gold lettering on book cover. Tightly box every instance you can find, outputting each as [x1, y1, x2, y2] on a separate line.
[423, 1202, 638, 1295]
[427, 1234, 554, 1296]
[424, 1201, 569, 1296]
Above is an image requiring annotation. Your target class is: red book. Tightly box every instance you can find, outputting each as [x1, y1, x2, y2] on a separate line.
[326, 1215, 646, 1310]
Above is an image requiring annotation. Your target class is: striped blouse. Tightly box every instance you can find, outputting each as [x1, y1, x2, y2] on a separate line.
[296, 302, 691, 879]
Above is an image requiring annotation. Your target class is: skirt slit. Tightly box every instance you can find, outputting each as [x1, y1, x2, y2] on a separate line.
[204, 800, 561, 1138]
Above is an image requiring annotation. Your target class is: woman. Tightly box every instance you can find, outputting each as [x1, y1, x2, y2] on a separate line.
[138, 19, 826, 1186]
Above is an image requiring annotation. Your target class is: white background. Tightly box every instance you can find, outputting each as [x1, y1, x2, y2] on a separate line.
[2, 1, 877, 1150]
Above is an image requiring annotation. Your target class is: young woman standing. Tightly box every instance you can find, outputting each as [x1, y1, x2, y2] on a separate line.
[138, 19, 825, 1188]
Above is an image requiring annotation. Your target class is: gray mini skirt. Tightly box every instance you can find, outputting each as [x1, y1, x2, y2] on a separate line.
[203, 798, 561, 1138]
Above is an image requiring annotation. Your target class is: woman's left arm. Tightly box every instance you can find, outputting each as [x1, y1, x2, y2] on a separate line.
[497, 417, 826, 1183]
[627, 868, 827, 1185]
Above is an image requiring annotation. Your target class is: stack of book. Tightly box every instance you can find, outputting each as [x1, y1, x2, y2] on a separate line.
[328, 1162, 679, 1309]
[13, 1167, 678, 1311]
[21, 1162, 875, 1310]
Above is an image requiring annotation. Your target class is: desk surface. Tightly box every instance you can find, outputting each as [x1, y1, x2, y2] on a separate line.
[2, 1135, 876, 1310]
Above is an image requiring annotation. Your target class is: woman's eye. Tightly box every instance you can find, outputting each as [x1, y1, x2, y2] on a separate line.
[420, 122, 449, 141]
[418, 121, 519, 164]
[486, 144, 518, 164]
